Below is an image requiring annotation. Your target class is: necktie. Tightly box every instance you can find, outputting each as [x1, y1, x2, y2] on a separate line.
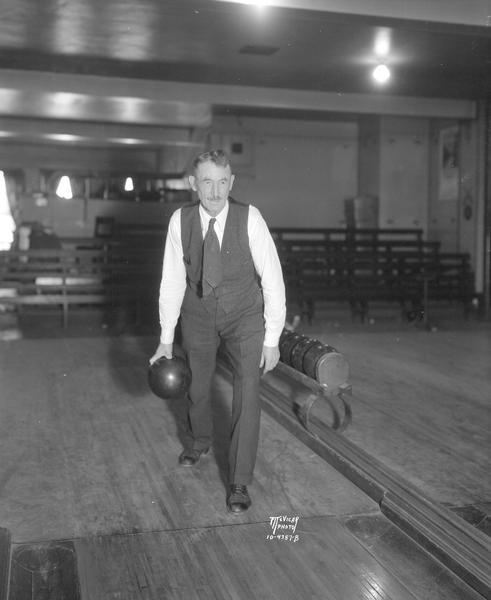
[202, 217, 222, 296]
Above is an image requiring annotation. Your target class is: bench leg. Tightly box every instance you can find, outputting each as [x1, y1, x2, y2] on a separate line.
[349, 298, 368, 323]
[62, 296, 68, 329]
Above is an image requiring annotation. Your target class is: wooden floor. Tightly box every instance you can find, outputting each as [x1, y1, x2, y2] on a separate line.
[302, 312, 491, 510]
[0, 307, 489, 599]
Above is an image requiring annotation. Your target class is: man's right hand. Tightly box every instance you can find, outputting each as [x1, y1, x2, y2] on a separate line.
[150, 343, 173, 365]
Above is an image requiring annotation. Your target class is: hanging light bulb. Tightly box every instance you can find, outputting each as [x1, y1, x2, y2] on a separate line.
[372, 64, 391, 84]
[124, 176, 134, 192]
[0, 170, 15, 250]
[56, 175, 73, 199]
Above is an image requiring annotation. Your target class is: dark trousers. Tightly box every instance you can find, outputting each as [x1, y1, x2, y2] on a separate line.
[180, 291, 264, 485]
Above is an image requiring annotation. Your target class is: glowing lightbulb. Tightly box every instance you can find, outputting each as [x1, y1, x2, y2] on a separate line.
[374, 28, 391, 58]
[250, 0, 268, 8]
[56, 175, 73, 199]
[0, 170, 7, 207]
[0, 170, 15, 250]
[372, 64, 391, 84]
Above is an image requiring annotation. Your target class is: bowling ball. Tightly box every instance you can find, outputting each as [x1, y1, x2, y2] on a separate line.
[148, 355, 192, 400]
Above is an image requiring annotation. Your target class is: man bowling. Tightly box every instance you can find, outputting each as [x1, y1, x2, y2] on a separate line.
[150, 149, 286, 514]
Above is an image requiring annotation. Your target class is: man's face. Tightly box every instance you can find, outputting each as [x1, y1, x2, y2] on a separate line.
[189, 161, 235, 217]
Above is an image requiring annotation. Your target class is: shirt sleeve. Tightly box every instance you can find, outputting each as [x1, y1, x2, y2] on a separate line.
[159, 209, 187, 344]
[248, 205, 286, 347]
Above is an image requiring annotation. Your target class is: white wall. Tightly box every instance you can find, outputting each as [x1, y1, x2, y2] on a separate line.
[379, 117, 429, 231]
[210, 116, 358, 227]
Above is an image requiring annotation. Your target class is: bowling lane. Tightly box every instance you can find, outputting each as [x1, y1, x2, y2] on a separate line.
[0, 335, 482, 599]
[0, 336, 375, 542]
[71, 513, 482, 600]
[304, 323, 491, 509]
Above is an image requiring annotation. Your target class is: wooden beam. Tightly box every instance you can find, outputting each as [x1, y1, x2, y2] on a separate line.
[0, 117, 204, 148]
[0, 69, 477, 121]
[210, 0, 491, 28]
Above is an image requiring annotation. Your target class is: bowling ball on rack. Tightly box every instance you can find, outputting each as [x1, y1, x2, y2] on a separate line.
[148, 355, 192, 400]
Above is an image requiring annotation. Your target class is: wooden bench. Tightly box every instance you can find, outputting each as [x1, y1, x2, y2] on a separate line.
[271, 227, 425, 243]
[273, 228, 475, 322]
[1, 229, 476, 328]
[0, 247, 162, 327]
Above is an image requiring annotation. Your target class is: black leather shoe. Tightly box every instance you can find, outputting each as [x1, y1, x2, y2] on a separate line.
[227, 484, 251, 514]
[178, 447, 209, 467]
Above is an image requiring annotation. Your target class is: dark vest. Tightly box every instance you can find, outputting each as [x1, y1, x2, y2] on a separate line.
[180, 199, 262, 314]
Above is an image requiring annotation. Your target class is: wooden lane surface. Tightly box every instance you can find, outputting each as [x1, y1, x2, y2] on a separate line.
[72, 514, 483, 600]
[0, 336, 376, 542]
[305, 321, 491, 508]
[0, 335, 483, 599]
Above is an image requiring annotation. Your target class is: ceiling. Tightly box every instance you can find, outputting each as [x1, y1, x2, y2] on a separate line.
[0, 0, 489, 148]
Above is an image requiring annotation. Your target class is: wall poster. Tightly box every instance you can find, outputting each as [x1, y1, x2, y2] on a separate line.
[438, 125, 459, 201]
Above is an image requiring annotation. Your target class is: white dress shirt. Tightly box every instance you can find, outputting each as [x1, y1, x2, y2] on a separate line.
[159, 200, 286, 347]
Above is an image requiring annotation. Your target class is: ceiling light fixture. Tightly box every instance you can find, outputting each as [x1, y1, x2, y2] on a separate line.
[238, 0, 268, 9]
[45, 133, 84, 143]
[56, 175, 73, 200]
[372, 64, 391, 84]
[124, 177, 134, 192]
[374, 28, 391, 58]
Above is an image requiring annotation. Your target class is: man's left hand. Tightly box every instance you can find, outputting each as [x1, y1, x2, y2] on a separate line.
[260, 345, 280, 375]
